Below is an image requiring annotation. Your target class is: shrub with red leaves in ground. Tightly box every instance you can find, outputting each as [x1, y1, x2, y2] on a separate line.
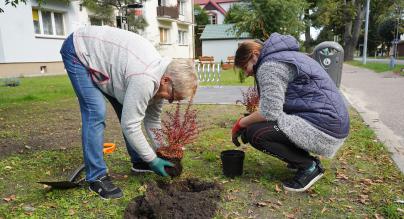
[152, 100, 199, 160]
[236, 87, 259, 114]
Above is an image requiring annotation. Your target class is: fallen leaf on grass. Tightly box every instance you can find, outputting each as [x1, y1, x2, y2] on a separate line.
[138, 185, 147, 193]
[361, 179, 373, 185]
[285, 213, 295, 219]
[247, 209, 253, 214]
[374, 179, 383, 183]
[226, 195, 237, 201]
[336, 172, 349, 180]
[24, 212, 33, 216]
[359, 194, 369, 204]
[327, 197, 336, 203]
[397, 208, 404, 213]
[69, 209, 75, 215]
[321, 207, 327, 214]
[4, 166, 12, 171]
[48, 203, 57, 208]
[276, 200, 283, 206]
[342, 205, 353, 210]
[374, 213, 384, 219]
[3, 194, 16, 202]
[275, 184, 282, 193]
[232, 211, 240, 216]
[256, 202, 268, 207]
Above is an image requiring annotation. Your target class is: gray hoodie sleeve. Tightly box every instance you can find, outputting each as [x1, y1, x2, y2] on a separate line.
[121, 76, 158, 162]
[144, 99, 163, 151]
[256, 61, 296, 121]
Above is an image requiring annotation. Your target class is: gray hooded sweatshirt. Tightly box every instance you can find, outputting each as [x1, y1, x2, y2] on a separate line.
[73, 26, 172, 162]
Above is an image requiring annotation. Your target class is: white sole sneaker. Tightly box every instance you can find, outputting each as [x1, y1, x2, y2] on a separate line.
[131, 167, 153, 173]
[283, 173, 324, 192]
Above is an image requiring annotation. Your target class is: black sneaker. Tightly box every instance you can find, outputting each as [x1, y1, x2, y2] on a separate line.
[282, 161, 324, 192]
[286, 163, 298, 171]
[131, 161, 153, 173]
[89, 175, 123, 199]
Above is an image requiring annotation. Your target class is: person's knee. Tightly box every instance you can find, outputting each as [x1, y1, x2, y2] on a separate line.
[90, 102, 106, 122]
[244, 123, 264, 147]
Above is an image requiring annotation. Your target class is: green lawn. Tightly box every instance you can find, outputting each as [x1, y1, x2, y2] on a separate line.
[0, 75, 403, 218]
[0, 69, 253, 106]
[346, 60, 404, 74]
[0, 76, 75, 108]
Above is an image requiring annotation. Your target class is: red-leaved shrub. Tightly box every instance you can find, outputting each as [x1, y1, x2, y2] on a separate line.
[152, 100, 199, 160]
[236, 87, 259, 113]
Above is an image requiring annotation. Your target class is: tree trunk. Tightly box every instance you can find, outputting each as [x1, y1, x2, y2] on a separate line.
[304, 8, 313, 53]
[343, 0, 365, 61]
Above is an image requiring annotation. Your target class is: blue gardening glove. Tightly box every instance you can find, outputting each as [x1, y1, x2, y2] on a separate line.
[148, 157, 174, 177]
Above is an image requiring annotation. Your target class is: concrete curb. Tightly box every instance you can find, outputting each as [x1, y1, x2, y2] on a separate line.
[341, 85, 404, 173]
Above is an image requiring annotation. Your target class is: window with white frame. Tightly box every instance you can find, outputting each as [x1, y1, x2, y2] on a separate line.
[178, 0, 185, 15]
[32, 8, 65, 36]
[178, 30, 187, 45]
[159, 27, 170, 44]
[208, 14, 217, 24]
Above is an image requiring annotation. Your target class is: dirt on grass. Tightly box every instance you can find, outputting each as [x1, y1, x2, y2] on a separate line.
[124, 178, 222, 219]
[0, 99, 126, 158]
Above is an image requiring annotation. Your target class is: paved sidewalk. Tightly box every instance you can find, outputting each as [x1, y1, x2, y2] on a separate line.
[193, 86, 247, 104]
[341, 64, 404, 173]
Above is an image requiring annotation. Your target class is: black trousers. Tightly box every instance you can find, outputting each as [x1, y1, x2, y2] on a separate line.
[243, 121, 315, 169]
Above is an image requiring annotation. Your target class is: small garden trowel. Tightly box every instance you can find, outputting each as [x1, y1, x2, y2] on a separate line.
[37, 143, 116, 189]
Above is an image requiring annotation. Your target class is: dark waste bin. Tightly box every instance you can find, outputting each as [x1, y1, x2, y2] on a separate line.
[221, 150, 245, 178]
[310, 42, 344, 88]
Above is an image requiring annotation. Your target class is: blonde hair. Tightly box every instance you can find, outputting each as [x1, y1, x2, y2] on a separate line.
[234, 41, 263, 69]
[165, 58, 198, 99]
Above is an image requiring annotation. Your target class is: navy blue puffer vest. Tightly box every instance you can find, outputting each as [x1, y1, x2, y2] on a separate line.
[253, 33, 349, 139]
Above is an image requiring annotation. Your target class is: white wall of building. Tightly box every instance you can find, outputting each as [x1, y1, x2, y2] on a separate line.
[142, 0, 193, 59]
[0, 0, 91, 63]
[202, 38, 250, 63]
[0, 0, 193, 64]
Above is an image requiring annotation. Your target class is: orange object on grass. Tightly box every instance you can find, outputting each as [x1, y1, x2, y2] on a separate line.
[103, 143, 116, 154]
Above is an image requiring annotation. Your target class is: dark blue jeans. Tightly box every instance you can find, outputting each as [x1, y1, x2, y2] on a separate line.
[60, 34, 141, 182]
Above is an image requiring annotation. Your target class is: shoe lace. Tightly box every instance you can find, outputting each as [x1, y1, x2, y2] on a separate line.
[99, 175, 116, 190]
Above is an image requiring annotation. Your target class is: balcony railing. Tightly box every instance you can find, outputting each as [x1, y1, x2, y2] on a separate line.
[157, 6, 179, 19]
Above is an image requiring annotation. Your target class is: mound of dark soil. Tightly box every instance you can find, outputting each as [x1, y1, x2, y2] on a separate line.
[124, 178, 222, 219]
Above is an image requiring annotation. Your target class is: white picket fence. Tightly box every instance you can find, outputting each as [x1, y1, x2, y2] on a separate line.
[195, 62, 221, 86]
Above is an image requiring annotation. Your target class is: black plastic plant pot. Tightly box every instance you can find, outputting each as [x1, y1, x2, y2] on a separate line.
[220, 150, 245, 178]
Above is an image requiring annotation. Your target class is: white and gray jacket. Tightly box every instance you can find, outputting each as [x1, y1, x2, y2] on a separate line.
[73, 26, 172, 162]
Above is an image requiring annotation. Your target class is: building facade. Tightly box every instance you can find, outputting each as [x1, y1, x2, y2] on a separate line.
[0, 0, 194, 77]
[200, 24, 251, 62]
[193, 0, 239, 25]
